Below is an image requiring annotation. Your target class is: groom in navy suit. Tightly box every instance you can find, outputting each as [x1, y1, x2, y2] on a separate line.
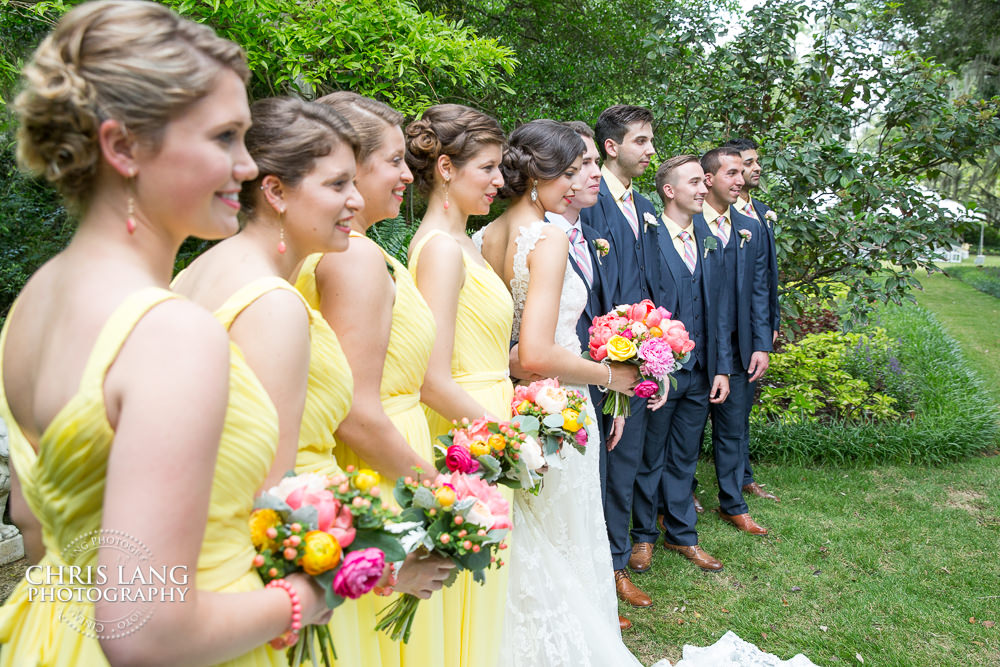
[696, 147, 772, 538]
[578, 105, 662, 608]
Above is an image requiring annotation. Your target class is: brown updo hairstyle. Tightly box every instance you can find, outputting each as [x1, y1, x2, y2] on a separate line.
[498, 119, 585, 200]
[315, 91, 403, 164]
[239, 97, 358, 218]
[14, 0, 249, 213]
[404, 104, 506, 196]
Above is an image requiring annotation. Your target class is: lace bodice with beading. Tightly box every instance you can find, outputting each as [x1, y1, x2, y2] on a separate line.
[505, 221, 588, 354]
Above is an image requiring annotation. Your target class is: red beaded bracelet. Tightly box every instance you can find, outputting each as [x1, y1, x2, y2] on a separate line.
[373, 563, 398, 597]
[266, 579, 302, 648]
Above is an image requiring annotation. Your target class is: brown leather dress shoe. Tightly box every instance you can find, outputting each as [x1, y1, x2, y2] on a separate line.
[628, 542, 654, 573]
[719, 512, 768, 535]
[662, 542, 723, 571]
[614, 569, 653, 607]
[619, 615, 632, 630]
[692, 492, 705, 513]
[742, 481, 780, 502]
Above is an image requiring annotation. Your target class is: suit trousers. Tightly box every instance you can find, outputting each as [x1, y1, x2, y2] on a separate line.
[603, 394, 651, 570]
[646, 366, 711, 547]
[709, 371, 751, 516]
[741, 378, 757, 486]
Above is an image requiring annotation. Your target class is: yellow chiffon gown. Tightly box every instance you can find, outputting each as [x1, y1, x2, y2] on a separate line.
[408, 229, 514, 667]
[0, 288, 284, 667]
[299, 234, 445, 666]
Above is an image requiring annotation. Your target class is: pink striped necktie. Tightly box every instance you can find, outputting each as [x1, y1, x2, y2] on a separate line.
[715, 215, 731, 246]
[679, 229, 697, 274]
[622, 190, 639, 239]
[742, 201, 759, 220]
[567, 226, 594, 287]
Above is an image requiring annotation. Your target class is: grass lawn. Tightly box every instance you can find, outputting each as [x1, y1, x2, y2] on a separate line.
[622, 256, 1000, 666]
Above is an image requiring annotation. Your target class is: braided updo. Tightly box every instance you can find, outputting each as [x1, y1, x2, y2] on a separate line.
[14, 0, 249, 212]
[405, 104, 505, 195]
[498, 120, 585, 200]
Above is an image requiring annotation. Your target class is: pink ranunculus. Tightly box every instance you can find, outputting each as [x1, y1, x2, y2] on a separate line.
[637, 337, 676, 377]
[621, 329, 634, 339]
[590, 344, 608, 361]
[332, 548, 385, 599]
[437, 472, 512, 530]
[634, 380, 660, 398]
[445, 444, 480, 474]
[575, 428, 588, 448]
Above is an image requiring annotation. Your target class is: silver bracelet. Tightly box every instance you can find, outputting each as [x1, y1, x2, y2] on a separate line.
[598, 360, 612, 393]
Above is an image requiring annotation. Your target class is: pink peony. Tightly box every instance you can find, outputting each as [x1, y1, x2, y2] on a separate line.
[637, 337, 676, 377]
[332, 548, 385, 599]
[626, 299, 657, 323]
[590, 344, 608, 361]
[523, 377, 559, 403]
[513, 385, 532, 404]
[437, 473, 512, 530]
[445, 444, 480, 474]
[645, 308, 663, 328]
[634, 380, 660, 398]
[279, 477, 357, 548]
[663, 320, 692, 354]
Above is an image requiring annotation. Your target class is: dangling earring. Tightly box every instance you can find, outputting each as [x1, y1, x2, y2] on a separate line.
[277, 210, 287, 254]
[126, 169, 137, 234]
[530, 180, 538, 202]
[443, 178, 450, 210]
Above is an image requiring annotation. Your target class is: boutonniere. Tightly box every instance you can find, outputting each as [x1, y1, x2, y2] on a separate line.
[642, 212, 658, 233]
[764, 210, 777, 228]
[592, 238, 609, 264]
[738, 228, 752, 248]
[703, 236, 718, 258]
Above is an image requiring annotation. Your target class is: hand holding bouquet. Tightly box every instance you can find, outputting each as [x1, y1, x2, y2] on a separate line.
[375, 473, 511, 642]
[249, 467, 407, 665]
[433, 416, 547, 494]
[586, 299, 694, 416]
[512, 378, 592, 457]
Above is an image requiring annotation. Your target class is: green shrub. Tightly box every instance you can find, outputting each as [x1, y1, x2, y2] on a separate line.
[757, 328, 911, 423]
[751, 302, 1000, 465]
[946, 265, 1000, 299]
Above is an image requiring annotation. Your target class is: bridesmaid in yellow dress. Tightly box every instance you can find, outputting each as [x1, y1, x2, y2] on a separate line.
[0, 3, 330, 665]
[405, 104, 513, 667]
[297, 91, 456, 667]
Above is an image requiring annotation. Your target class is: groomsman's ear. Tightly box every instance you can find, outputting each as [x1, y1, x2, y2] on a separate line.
[604, 138, 619, 160]
[660, 182, 675, 202]
[703, 171, 715, 189]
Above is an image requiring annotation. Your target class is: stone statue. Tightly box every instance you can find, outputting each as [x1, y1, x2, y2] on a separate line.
[0, 417, 25, 563]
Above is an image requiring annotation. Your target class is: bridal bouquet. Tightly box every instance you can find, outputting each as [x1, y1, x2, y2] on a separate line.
[375, 473, 511, 642]
[433, 416, 547, 494]
[586, 299, 694, 416]
[512, 378, 592, 456]
[249, 468, 407, 665]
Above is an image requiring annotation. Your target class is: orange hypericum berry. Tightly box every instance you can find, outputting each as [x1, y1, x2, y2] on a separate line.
[454, 515, 464, 525]
[440, 534, 451, 544]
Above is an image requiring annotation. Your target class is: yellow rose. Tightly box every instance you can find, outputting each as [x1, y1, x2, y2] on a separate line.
[248, 508, 280, 551]
[606, 335, 637, 361]
[300, 530, 342, 575]
[515, 400, 533, 415]
[435, 486, 457, 508]
[469, 440, 490, 457]
[354, 468, 380, 493]
[561, 409, 582, 432]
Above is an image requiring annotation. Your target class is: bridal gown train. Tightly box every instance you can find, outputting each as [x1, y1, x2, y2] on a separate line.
[475, 221, 645, 667]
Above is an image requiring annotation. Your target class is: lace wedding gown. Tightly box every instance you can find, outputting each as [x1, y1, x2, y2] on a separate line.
[476, 221, 646, 667]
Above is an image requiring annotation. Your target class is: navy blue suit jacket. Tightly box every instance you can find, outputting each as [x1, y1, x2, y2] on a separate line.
[655, 217, 733, 378]
[698, 208, 771, 371]
[751, 198, 780, 333]
[579, 179, 660, 305]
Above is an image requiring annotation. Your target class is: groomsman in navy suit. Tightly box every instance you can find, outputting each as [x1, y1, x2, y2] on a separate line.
[724, 138, 781, 502]
[545, 121, 632, 632]
[697, 147, 772, 536]
[579, 105, 662, 607]
[629, 155, 732, 574]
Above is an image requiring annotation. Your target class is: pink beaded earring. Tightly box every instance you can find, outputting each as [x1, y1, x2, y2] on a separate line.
[126, 169, 137, 234]
[277, 210, 287, 254]
[443, 177, 450, 210]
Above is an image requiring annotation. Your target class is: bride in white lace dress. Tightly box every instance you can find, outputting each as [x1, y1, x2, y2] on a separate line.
[475, 120, 648, 667]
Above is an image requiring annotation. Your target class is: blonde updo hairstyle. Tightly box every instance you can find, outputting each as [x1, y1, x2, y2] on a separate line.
[239, 97, 358, 219]
[404, 104, 506, 196]
[498, 119, 585, 200]
[14, 0, 249, 213]
[315, 91, 403, 164]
